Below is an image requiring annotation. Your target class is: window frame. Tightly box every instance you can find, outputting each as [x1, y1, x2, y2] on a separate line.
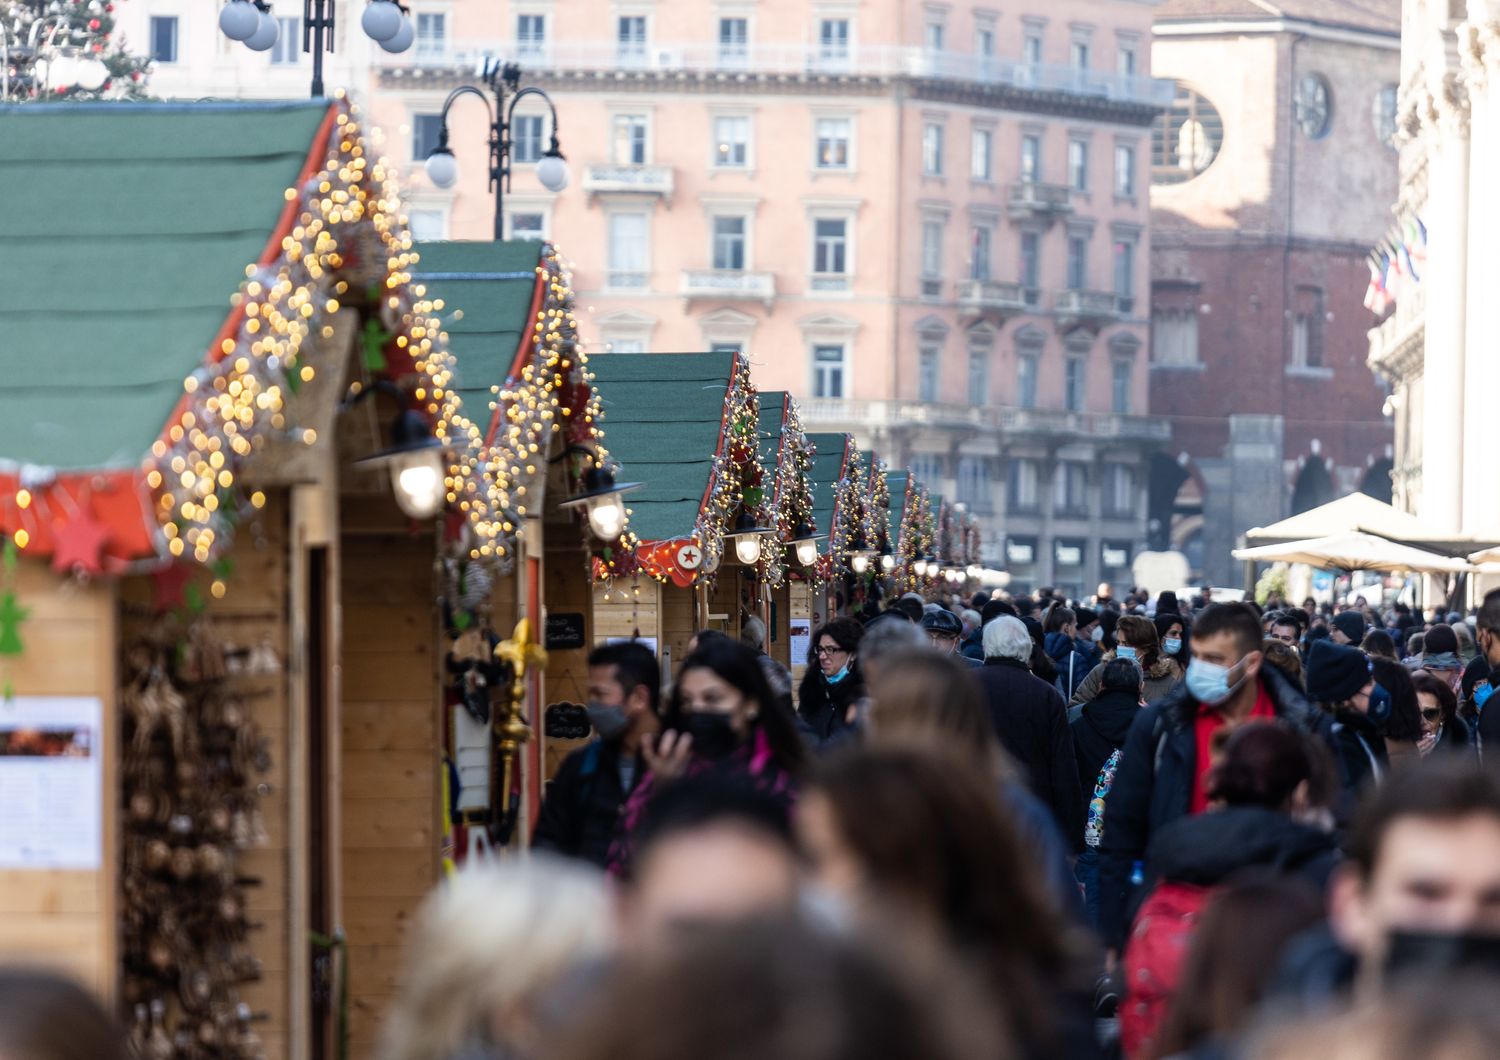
[1068, 137, 1089, 192]
[922, 121, 945, 177]
[1017, 348, 1040, 409]
[271, 16, 301, 64]
[967, 337, 991, 406]
[1020, 133, 1041, 182]
[712, 112, 752, 170]
[814, 115, 854, 171]
[1064, 356, 1086, 412]
[812, 343, 849, 399]
[710, 213, 750, 272]
[1114, 142, 1136, 198]
[149, 15, 178, 63]
[616, 14, 649, 61]
[1111, 358, 1132, 414]
[809, 214, 853, 291]
[510, 112, 548, 165]
[718, 16, 750, 63]
[1066, 234, 1088, 291]
[971, 125, 994, 182]
[412, 113, 444, 164]
[414, 10, 447, 57]
[516, 13, 547, 57]
[605, 209, 652, 290]
[918, 341, 942, 402]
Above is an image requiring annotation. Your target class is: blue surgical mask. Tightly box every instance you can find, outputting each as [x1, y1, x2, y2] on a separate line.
[826, 661, 853, 685]
[1475, 683, 1495, 711]
[1186, 657, 1243, 706]
[1163, 637, 1183, 655]
[1116, 645, 1138, 662]
[1092, 626, 1105, 643]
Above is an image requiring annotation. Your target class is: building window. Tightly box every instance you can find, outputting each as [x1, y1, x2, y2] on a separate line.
[1117, 44, 1137, 76]
[1111, 358, 1131, 413]
[1292, 286, 1326, 368]
[1068, 138, 1089, 191]
[1071, 40, 1089, 69]
[912, 452, 944, 486]
[149, 15, 177, 62]
[271, 17, 300, 63]
[1115, 144, 1135, 197]
[971, 127, 993, 181]
[922, 123, 944, 176]
[415, 12, 446, 56]
[718, 17, 748, 62]
[1008, 459, 1040, 512]
[812, 217, 848, 283]
[967, 341, 990, 405]
[1152, 307, 1200, 365]
[512, 114, 545, 163]
[712, 215, 747, 271]
[1023, 31, 1042, 65]
[1055, 461, 1089, 514]
[1065, 356, 1085, 411]
[958, 458, 990, 511]
[1113, 238, 1135, 312]
[1017, 350, 1039, 408]
[921, 221, 944, 281]
[617, 15, 648, 61]
[412, 113, 444, 162]
[607, 211, 650, 288]
[517, 13, 546, 57]
[708, 342, 741, 354]
[613, 114, 648, 165]
[714, 115, 749, 168]
[813, 344, 847, 398]
[1020, 133, 1040, 182]
[1374, 84, 1399, 146]
[509, 211, 545, 241]
[925, 22, 945, 51]
[818, 18, 850, 63]
[608, 337, 648, 354]
[1019, 231, 1040, 298]
[977, 27, 994, 59]
[919, 342, 941, 402]
[815, 117, 852, 169]
[969, 225, 992, 282]
[1066, 235, 1088, 290]
[409, 207, 446, 241]
[1105, 464, 1135, 515]
[1153, 82, 1225, 184]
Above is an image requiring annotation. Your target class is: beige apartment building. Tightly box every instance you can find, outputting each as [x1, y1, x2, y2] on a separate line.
[366, 0, 1168, 593]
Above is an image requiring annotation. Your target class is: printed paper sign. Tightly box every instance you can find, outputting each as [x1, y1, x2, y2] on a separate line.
[0, 697, 103, 869]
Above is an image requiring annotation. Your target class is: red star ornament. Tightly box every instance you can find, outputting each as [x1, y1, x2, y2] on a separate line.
[51, 511, 111, 576]
[150, 563, 194, 613]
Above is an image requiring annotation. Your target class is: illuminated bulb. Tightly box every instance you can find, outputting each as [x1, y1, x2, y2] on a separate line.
[880, 554, 896, 572]
[734, 534, 763, 565]
[850, 553, 871, 575]
[914, 558, 929, 577]
[587, 496, 627, 541]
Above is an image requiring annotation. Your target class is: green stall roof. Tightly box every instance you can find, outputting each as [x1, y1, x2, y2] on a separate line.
[589, 352, 737, 544]
[886, 470, 910, 546]
[410, 240, 544, 425]
[807, 432, 852, 551]
[0, 100, 333, 470]
[756, 391, 789, 484]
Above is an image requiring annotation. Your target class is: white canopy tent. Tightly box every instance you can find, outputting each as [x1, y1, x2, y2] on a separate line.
[1232, 532, 1473, 574]
[1245, 492, 1450, 545]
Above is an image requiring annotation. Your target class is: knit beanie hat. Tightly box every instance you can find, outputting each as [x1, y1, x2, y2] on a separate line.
[1306, 640, 1372, 704]
[1331, 611, 1367, 644]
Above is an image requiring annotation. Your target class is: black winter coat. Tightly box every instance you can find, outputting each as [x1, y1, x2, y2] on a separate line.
[1096, 666, 1343, 947]
[797, 667, 864, 748]
[1145, 805, 1340, 894]
[1070, 687, 1140, 791]
[975, 657, 1086, 850]
[532, 740, 642, 868]
[1329, 708, 1389, 798]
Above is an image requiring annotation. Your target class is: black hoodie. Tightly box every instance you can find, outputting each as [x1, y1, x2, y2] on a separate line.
[1071, 687, 1140, 790]
[1145, 805, 1340, 893]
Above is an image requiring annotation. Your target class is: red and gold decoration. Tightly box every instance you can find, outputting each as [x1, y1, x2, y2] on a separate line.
[757, 396, 815, 587]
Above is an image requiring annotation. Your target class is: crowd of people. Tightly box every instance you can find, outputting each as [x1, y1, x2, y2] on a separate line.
[10, 584, 1500, 1059]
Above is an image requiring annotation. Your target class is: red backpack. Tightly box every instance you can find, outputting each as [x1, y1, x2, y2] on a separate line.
[1119, 880, 1216, 1059]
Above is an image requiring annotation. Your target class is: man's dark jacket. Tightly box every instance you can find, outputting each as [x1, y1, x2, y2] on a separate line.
[532, 740, 639, 867]
[1097, 665, 1341, 947]
[974, 656, 1086, 849]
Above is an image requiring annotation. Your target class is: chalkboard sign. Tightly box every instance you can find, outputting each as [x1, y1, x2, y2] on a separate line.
[545, 612, 587, 650]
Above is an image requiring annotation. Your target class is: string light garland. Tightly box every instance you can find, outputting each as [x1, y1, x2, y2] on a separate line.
[816, 441, 865, 584]
[755, 395, 815, 588]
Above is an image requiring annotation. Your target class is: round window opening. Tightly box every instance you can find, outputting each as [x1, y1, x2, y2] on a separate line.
[1152, 83, 1224, 185]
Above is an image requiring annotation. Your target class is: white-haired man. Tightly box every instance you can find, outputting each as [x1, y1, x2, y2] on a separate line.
[974, 615, 1086, 847]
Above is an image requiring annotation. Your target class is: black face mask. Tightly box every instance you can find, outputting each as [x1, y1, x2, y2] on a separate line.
[681, 712, 742, 760]
[1384, 929, 1500, 981]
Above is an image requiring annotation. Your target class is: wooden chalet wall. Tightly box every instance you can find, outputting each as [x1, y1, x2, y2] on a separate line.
[0, 563, 118, 994]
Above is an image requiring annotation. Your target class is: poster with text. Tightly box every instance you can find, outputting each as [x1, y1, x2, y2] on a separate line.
[789, 622, 812, 668]
[0, 697, 103, 869]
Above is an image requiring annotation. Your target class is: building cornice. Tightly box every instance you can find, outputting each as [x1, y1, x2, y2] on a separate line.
[1149, 228, 1384, 258]
[1153, 17, 1399, 50]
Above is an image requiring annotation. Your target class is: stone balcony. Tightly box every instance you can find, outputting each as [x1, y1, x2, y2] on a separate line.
[1367, 282, 1425, 381]
[582, 164, 675, 205]
[679, 269, 777, 308]
[956, 279, 1028, 319]
[1054, 289, 1123, 331]
[799, 398, 1170, 446]
[1007, 181, 1074, 224]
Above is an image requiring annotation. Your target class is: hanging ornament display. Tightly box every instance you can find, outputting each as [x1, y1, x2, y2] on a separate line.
[119, 617, 271, 1060]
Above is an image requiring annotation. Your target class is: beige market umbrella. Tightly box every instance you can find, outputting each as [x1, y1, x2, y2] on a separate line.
[1232, 531, 1472, 574]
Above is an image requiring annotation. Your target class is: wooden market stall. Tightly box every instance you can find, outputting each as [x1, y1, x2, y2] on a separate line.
[0, 99, 603, 1060]
[753, 392, 817, 671]
[585, 352, 768, 680]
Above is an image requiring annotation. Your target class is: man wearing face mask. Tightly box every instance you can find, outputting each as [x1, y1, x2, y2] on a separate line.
[1097, 602, 1340, 951]
[1305, 640, 1390, 802]
[1471, 590, 1500, 757]
[532, 641, 661, 867]
[1271, 761, 1500, 1007]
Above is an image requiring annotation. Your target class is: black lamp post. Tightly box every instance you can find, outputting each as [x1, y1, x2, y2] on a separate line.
[423, 59, 569, 242]
[219, 0, 413, 99]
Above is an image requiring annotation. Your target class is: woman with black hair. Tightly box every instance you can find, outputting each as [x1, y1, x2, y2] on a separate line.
[607, 640, 807, 876]
[1412, 669, 1474, 759]
[1154, 612, 1189, 671]
[795, 617, 866, 748]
